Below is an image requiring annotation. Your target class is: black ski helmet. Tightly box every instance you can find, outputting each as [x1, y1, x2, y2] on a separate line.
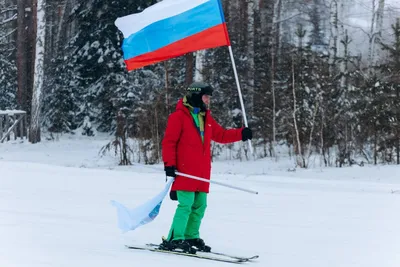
[186, 82, 213, 108]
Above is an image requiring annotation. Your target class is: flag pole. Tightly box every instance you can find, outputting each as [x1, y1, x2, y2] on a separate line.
[176, 171, 258, 195]
[227, 46, 254, 157]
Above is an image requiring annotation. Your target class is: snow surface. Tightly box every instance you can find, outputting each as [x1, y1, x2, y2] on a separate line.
[1, 134, 400, 267]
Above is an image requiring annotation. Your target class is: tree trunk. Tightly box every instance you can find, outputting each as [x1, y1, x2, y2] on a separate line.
[29, 0, 46, 143]
[340, 30, 350, 93]
[374, 127, 378, 165]
[185, 53, 194, 85]
[320, 110, 327, 166]
[259, 0, 268, 46]
[338, 1, 347, 91]
[269, 0, 282, 160]
[16, 0, 28, 111]
[329, 0, 338, 76]
[247, 0, 255, 116]
[164, 62, 170, 114]
[373, 0, 385, 67]
[306, 99, 319, 168]
[194, 50, 206, 82]
[397, 83, 400, 165]
[292, 55, 303, 167]
[368, 0, 377, 74]
[270, 47, 277, 159]
[397, 136, 400, 165]
[55, 0, 68, 52]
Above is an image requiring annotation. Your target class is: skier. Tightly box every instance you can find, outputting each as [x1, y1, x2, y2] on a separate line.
[159, 81, 253, 253]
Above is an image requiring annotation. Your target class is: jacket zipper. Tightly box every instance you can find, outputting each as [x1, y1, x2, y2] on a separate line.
[187, 112, 206, 155]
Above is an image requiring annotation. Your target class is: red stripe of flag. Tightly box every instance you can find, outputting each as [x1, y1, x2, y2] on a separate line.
[125, 23, 230, 71]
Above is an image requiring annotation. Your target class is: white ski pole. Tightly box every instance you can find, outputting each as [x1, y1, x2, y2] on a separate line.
[176, 171, 258, 195]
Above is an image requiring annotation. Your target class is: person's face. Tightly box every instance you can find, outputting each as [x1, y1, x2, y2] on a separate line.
[202, 94, 211, 107]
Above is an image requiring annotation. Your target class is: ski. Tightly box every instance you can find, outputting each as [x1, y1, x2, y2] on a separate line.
[125, 245, 255, 264]
[146, 243, 259, 261]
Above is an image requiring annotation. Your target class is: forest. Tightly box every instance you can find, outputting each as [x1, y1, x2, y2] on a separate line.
[1, 0, 400, 167]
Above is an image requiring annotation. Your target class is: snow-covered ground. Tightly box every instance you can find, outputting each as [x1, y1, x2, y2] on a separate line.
[1, 135, 400, 267]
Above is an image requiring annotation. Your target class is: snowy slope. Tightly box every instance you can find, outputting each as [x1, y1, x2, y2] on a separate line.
[1, 136, 400, 267]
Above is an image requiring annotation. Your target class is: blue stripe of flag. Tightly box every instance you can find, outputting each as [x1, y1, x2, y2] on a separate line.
[122, 0, 224, 60]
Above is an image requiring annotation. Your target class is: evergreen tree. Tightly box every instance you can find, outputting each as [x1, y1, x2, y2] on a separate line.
[379, 18, 400, 164]
[0, 57, 17, 110]
[355, 78, 394, 164]
[43, 59, 80, 133]
[63, 0, 157, 132]
[0, 0, 17, 110]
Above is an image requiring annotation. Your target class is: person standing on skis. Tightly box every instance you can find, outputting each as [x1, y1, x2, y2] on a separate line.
[160, 81, 253, 253]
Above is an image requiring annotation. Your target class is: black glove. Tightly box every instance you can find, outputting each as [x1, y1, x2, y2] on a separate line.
[164, 166, 176, 177]
[242, 127, 253, 141]
[170, 190, 178, 201]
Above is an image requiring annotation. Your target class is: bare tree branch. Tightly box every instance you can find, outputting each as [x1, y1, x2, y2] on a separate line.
[0, 28, 17, 41]
[0, 6, 17, 15]
[0, 13, 17, 25]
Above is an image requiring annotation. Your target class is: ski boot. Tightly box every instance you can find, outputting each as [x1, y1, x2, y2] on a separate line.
[159, 239, 197, 254]
[186, 238, 211, 252]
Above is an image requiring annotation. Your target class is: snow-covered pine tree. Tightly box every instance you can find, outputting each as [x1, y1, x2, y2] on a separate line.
[63, 0, 157, 133]
[0, 58, 17, 110]
[43, 59, 80, 133]
[354, 78, 393, 164]
[0, 0, 17, 110]
[379, 18, 400, 164]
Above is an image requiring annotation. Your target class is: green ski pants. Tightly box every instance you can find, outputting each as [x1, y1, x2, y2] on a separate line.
[167, 191, 207, 241]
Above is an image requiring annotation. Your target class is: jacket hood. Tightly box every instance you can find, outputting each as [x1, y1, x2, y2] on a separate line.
[175, 99, 188, 113]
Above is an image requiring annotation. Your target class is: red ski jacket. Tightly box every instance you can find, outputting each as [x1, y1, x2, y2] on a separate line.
[162, 99, 243, 193]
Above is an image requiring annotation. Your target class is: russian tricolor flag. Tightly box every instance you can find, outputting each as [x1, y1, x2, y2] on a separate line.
[115, 0, 230, 71]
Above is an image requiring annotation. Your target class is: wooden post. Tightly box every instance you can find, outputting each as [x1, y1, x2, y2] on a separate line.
[5, 114, 10, 141]
[24, 113, 27, 137]
[14, 115, 17, 140]
[0, 111, 27, 142]
[0, 115, 25, 143]
[19, 114, 24, 140]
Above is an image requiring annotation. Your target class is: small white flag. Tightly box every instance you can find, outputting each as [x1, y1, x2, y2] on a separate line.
[111, 178, 174, 233]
